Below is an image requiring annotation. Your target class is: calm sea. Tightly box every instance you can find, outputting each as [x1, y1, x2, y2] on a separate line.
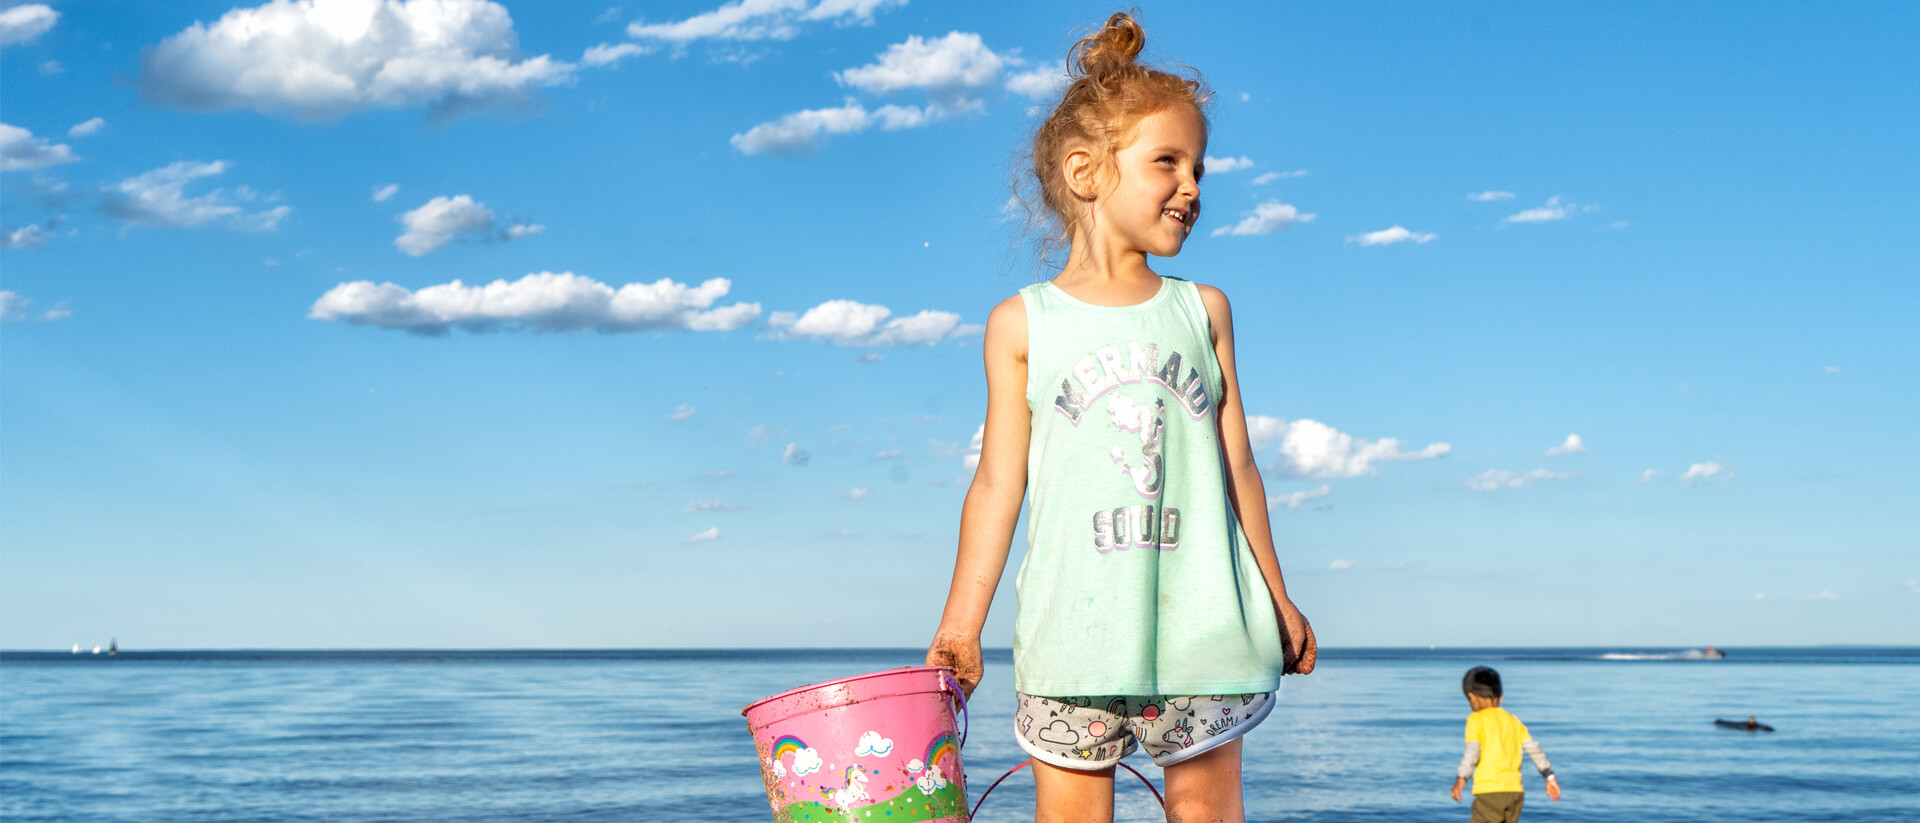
[3, 647, 1916, 822]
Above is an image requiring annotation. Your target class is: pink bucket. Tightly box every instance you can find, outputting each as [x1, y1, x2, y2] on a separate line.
[742, 666, 971, 822]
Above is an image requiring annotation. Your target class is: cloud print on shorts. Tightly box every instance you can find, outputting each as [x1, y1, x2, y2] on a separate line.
[768, 299, 982, 346]
[309, 273, 761, 335]
[789, 746, 823, 776]
[1036, 719, 1080, 745]
[854, 731, 893, 757]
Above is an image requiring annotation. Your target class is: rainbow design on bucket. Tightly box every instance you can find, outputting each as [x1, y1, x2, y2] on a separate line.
[771, 735, 807, 764]
[924, 732, 959, 775]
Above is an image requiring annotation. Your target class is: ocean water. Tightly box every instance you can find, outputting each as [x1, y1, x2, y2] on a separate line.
[2, 647, 1916, 822]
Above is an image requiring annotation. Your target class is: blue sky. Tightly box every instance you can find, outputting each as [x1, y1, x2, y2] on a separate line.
[3, 0, 1914, 650]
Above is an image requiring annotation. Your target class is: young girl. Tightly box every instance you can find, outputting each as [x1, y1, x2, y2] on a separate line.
[926, 12, 1317, 822]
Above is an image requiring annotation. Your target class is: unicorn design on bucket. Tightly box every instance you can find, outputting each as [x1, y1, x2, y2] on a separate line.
[828, 766, 870, 812]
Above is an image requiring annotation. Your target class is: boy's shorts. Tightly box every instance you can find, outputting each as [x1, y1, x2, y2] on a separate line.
[1014, 692, 1275, 770]
[1470, 791, 1524, 823]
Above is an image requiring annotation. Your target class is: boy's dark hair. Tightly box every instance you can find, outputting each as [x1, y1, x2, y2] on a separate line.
[1463, 666, 1503, 699]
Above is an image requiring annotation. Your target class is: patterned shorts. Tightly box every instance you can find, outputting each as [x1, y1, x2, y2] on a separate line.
[1013, 692, 1275, 769]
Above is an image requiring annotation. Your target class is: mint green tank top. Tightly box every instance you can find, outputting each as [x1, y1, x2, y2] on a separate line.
[1014, 276, 1288, 696]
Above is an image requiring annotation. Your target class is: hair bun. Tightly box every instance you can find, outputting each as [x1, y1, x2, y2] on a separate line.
[1070, 12, 1147, 81]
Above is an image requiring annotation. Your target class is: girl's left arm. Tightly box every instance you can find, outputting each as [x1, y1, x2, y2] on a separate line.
[1197, 284, 1317, 675]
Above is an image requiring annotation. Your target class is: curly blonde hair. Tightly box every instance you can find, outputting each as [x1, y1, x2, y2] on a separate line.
[1013, 11, 1213, 271]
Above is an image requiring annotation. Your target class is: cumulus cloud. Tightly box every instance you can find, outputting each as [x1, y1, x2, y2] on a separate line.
[3, 224, 52, 250]
[100, 160, 290, 231]
[1678, 461, 1724, 483]
[1211, 200, 1315, 237]
[1251, 169, 1307, 185]
[394, 195, 539, 255]
[0, 4, 57, 48]
[0, 122, 79, 172]
[1329, 559, 1353, 570]
[669, 404, 697, 421]
[1347, 226, 1436, 246]
[767, 299, 981, 346]
[683, 527, 722, 544]
[309, 273, 762, 334]
[854, 731, 893, 757]
[1005, 60, 1066, 99]
[1245, 415, 1287, 452]
[581, 41, 651, 67]
[1640, 469, 1658, 483]
[684, 498, 743, 513]
[834, 31, 1002, 99]
[1253, 417, 1450, 478]
[1468, 190, 1515, 202]
[372, 183, 400, 202]
[1546, 434, 1587, 456]
[1467, 468, 1571, 491]
[963, 423, 982, 470]
[1203, 155, 1254, 173]
[67, 117, 106, 138]
[1505, 195, 1576, 224]
[730, 98, 939, 154]
[1754, 591, 1766, 601]
[1267, 484, 1331, 511]
[843, 487, 871, 500]
[626, 0, 904, 42]
[781, 442, 810, 465]
[0, 290, 70, 322]
[139, 0, 574, 121]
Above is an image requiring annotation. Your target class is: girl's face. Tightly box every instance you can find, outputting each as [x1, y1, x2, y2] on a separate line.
[1094, 106, 1207, 258]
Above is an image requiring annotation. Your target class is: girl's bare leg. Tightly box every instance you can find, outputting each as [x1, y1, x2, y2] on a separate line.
[1161, 737, 1245, 823]
[1032, 757, 1115, 823]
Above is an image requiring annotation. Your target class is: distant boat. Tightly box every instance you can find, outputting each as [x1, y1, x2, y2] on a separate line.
[108, 638, 118, 656]
[1702, 645, 1726, 659]
[1716, 717, 1773, 732]
[71, 644, 80, 654]
[91, 645, 100, 654]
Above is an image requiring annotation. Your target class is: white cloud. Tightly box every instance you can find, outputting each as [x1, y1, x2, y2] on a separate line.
[0, 290, 70, 322]
[1245, 415, 1286, 452]
[1204, 155, 1255, 173]
[1678, 461, 1724, 484]
[1005, 60, 1066, 99]
[581, 41, 652, 67]
[0, 122, 79, 172]
[748, 424, 783, 439]
[963, 424, 983, 470]
[67, 117, 106, 138]
[768, 299, 981, 346]
[626, 0, 902, 42]
[396, 195, 499, 255]
[853, 352, 883, 364]
[504, 223, 544, 239]
[1823, 365, 1842, 374]
[844, 486, 871, 500]
[730, 98, 938, 155]
[1505, 195, 1575, 224]
[371, 183, 400, 202]
[1258, 418, 1450, 478]
[1467, 190, 1515, 202]
[789, 745, 823, 776]
[683, 527, 722, 543]
[854, 730, 893, 757]
[1251, 169, 1306, 185]
[1807, 590, 1841, 601]
[871, 449, 901, 460]
[782, 442, 810, 465]
[669, 404, 697, 421]
[1754, 591, 1766, 600]
[1211, 201, 1315, 237]
[1329, 559, 1353, 570]
[3, 224, 51, 250]
[38, 59, 61, 74]
[309, 273, 762, 334]
[684, 498, 744, 513]
[101, 160, 290, 231]
[1267, 484, 1330, 511]
[1467, 468, 1572, 491]
[1346, 226, 1436, 247]
[1546, 434, 1587, 456]
[834, 31, 1003, 97]
[1640, 469, 1658, 483]
[0, 4, 57, 48]
[139, 0, 574, 121]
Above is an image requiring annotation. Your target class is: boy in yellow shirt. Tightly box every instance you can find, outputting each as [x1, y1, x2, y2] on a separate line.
[1450, 666, 1561, 822]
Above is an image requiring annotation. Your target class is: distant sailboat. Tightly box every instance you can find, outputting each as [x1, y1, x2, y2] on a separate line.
[72, 644, 81, 654]
[92, 645, 101, 654]
[108, 638, 118, 656]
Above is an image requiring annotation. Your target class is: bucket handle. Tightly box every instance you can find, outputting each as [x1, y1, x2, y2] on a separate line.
[940, 671, 969, 749]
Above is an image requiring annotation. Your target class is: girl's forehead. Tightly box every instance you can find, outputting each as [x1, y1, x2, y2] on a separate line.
[1118, 108, 1208, 153]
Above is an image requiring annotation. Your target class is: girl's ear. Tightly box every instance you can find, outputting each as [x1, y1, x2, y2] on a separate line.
[1062, 146, 1102, 202]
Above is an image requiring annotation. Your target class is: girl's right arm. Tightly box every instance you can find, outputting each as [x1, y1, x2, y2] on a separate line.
[926, 294, 1030, 698]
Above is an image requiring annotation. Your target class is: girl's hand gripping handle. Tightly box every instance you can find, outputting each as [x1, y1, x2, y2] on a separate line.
[926, 634, 983, 699]
[1277, 600, 1317, 675]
